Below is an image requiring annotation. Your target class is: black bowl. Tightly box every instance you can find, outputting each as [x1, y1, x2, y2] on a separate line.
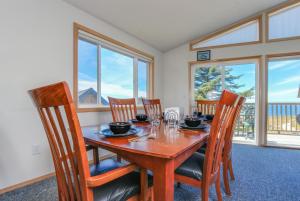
[136, 114, 148, 121]
[205, 115, 214, 121]
[109, 122, 131, 134]
[193, 111, 202, 118]
[184, 117, 202, 127]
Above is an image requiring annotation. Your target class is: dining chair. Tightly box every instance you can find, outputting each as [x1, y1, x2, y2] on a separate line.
[198, 96, 245, 196]
[196, 100, 219, 115]
[108, 97, 137, 122]
[222, 96, 245, 195]
[175, 90, 239, 201]
[142, 98, 162, 119]
[29, 82, 152, 201]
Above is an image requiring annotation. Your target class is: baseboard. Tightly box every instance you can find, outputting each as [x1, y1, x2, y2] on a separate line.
[0, 172, 56, 195]
[0, 153, 116, 195]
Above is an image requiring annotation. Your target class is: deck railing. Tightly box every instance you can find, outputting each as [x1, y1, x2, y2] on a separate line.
[234, 102, 300, 139]
[193, 102, 300, 139]
[267, 102, 300, 135]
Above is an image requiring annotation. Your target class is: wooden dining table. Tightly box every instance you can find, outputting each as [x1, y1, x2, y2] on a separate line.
[82, 122, 210, 201]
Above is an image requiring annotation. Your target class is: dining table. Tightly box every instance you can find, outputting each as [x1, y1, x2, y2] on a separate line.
[82, 122, 210, 201]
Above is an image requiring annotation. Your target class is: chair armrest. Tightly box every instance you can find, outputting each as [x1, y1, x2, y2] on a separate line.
[86, 164, 138, 188]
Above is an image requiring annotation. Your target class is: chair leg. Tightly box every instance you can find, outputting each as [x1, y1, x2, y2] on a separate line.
[223, 161, 231, 196]
[92, 147, 99, 165]
[201, 183, 210, 201]
[215, 170, 223, 201]
[228, 159, 235, 181]
[140, 168, 148, 201]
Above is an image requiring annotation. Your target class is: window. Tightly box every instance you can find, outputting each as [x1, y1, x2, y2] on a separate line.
[138, 60, 149, 100]
[100, 47, 134, 104]
[267, 55, 300, 146]
[190, 58, 259, 143]
[267, 2, 300, 41]
[190, 16, 262, 50]
[74, 23, 153, 111]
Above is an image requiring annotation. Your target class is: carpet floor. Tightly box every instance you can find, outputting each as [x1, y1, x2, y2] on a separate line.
[1, 144, 300, 201]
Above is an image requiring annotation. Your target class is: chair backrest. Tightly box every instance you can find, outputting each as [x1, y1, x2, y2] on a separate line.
[108, 97, 137, 122]
[203, 90, 239, 181]
[29, 82, 90, 201]
[142, 98, 162, 119]
[196, 100, 219, 115]
[223, 96, 246, 159]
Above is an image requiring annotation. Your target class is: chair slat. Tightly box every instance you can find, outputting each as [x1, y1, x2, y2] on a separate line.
[196, 100, 219, 115]
[108, 97, 137, 122]
[142, 98, 162, 119]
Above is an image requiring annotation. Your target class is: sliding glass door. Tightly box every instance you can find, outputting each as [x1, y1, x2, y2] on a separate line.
[267, 57, 300, 147]
[191, 59, 258, 144]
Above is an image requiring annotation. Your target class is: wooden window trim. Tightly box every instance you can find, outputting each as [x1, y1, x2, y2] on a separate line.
[266, 0, 300, 43]
[189, 15, 263, 51]
[266, 51, 300, 60]
[73, 22, 154, 113]
[188, 55, 263, 113]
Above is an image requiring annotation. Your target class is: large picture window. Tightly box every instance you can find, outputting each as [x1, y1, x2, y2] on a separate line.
[74, 23, 153, 112]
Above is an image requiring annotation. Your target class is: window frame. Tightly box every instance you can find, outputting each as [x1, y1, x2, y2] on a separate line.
[266, 1, 300, 43]
[74, 23, 154, 112]
[189, 15, 263, 51]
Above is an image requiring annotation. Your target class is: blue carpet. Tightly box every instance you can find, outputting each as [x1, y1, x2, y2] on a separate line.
[1, 144, 300, 201]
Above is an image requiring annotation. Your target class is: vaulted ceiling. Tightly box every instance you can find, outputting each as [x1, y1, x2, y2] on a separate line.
[64, 0, 287, 52]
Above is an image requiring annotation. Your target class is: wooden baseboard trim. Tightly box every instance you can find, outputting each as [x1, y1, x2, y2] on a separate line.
[0, 172, 56, 195]
[0, 153, 116, 195]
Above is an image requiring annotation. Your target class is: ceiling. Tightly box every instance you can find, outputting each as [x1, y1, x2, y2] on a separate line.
[64, 0, 287, 52]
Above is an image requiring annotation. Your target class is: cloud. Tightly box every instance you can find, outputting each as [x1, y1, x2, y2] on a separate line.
[101, 82, 133, 99]
[275, 75, 300, 86]
[78, 80, 97, 91]
[78, 79, 134, 100]
[269, 88, 298, 98]
[269, 60, 299, 70]
[102, 48, 133, 67]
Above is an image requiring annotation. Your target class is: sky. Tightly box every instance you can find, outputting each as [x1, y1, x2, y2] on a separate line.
[78, 39, 147, 103]
[268, 59, 300, 102]
[233, 60, 300, 103]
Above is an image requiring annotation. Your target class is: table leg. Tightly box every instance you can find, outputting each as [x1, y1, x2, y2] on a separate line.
[153, 159, 174, 201]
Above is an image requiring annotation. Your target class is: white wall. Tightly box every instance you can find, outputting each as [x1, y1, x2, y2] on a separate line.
[0, 0, 163, 189]
[163, 39, 300, 114]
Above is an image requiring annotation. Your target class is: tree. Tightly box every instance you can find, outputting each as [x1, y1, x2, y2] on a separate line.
[194, 66, 254, 100]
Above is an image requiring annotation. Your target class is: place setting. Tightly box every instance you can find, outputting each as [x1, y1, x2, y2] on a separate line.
[96, 113, 158, 143]
[178, 110, 213, 133]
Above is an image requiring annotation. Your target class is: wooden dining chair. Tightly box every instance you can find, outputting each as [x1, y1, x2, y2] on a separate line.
[197, 96, 245, 196]
[222, 96, 245, 195]
[175, 90, 239, 201]
[142, 98, 162, 119]
[108, 97, 137, 122]
[29, 82, 152, 201]
[196, 100, 219, 115]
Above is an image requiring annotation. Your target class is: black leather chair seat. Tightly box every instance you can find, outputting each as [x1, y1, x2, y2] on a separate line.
[90, 158, 153, 201]
[175, 152, 205, 180]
